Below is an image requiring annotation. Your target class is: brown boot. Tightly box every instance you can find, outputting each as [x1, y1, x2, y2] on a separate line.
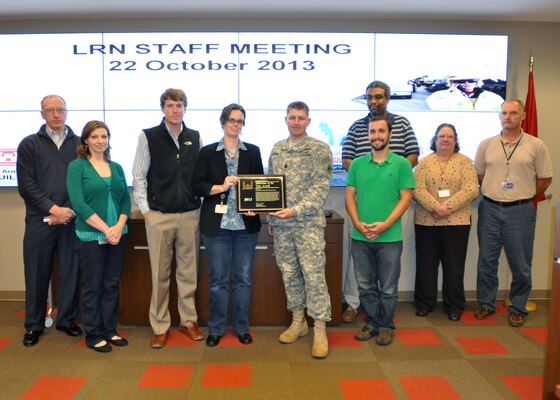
[279, 308, 309, 344]
[311, 320, 329, 359]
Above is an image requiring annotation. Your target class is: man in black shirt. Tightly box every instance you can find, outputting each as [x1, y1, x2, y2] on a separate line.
[17, 95, 82, 347]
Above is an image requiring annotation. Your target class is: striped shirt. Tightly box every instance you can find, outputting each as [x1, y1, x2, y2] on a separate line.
[342, 112, 419, 160]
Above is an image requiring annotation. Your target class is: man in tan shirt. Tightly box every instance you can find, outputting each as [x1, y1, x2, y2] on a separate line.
[474, 99, 552, 327]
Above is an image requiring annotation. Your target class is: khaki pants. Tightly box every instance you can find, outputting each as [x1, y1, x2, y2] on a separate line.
[144, 209, 200, 334]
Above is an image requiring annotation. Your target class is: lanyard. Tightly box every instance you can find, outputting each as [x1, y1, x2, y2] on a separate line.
[436, 153, 453, 189]
[501, 134, 522, 179]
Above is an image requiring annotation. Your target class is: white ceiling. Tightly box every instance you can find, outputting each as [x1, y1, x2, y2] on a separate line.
[2, 0, 560, 22]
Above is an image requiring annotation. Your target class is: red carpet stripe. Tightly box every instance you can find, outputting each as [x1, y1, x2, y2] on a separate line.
[395, 329, 443, 346]
[455, 337, 509, 355]
[201, 364, 252, 387]
[20, 376, 86, 400]
[501, 375, 543, 400]
[339, 379, 397, 399]
[138, 365, 194, 388]
[0, 337, 14, 350]
[520, 327, 548, 345]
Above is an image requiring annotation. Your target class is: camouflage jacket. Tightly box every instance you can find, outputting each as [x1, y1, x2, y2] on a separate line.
[268, 135, 333, 227]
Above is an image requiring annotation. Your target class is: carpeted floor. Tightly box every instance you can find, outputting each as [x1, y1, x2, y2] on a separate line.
[0, 300, 548, 399]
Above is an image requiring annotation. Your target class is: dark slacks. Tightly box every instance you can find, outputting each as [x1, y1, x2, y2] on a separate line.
[414, 224, 471, 314]
[78, 236, 126, 347]
[23, 216, 80, 331]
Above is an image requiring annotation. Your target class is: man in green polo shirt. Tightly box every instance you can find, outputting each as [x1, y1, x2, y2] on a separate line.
[345, 116, 415, 346]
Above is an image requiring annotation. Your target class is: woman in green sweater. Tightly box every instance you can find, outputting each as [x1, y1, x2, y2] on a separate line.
[67, 120, 130, 353]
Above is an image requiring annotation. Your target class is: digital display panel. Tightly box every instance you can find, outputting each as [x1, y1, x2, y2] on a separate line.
[0, 32, 508, 187]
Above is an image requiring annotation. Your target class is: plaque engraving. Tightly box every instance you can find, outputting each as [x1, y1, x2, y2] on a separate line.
[236, 175, 286, 212]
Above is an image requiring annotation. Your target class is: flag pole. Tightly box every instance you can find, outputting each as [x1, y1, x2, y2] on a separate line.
[504, 51, 539, 313]
[525, 51, 538, 312]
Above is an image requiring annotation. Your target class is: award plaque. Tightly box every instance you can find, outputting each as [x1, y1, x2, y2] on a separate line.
[236, 175, 286, 213]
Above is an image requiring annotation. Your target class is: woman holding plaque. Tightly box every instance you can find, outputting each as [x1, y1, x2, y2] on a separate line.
[193, 103, 264, 347]
[413, 123, 479, 321]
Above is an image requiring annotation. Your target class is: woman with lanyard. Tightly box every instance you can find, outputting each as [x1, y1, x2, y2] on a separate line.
[193, 103, 264, 347]
[412, 123, 479, 321]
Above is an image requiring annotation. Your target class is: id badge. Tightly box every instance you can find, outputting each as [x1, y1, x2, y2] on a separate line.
[501, 180, 515, 190]
[438, 189, 451, 198]
[215, 204, 228, 214]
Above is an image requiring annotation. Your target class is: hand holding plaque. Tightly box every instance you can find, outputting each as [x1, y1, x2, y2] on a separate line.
[236, 175, 286, 213]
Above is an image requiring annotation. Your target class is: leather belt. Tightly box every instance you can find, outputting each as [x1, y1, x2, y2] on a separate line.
[483, 196, 531, 207]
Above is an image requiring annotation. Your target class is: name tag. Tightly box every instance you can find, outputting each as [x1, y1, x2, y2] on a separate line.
[215, 204, 228, 214]
[438, 189, 451, 198]
[501, 180, 515, 190]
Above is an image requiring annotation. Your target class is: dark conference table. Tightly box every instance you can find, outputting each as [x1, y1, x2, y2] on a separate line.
[118, 210, 344, 326]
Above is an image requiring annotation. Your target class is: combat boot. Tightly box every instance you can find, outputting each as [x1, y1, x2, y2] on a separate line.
[279, 308, 309, 344]
[311, 319, 329, 358]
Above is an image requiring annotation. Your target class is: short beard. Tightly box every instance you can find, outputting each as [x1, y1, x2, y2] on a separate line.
[371, 141, 388, 151]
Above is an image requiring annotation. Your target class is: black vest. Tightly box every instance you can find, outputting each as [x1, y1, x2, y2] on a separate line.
[144, 120, 201, 213]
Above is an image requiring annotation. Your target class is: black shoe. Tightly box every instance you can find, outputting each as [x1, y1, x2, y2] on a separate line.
[238, 333, 253, 345]
[206, 335, 221, 347]
[107, 336, 128, 347]
[87, 341, 112, 353]
[56, 323, 83, 337]
[23, 330, 43, 347]
[415, 308, 429, 317]
[448, 313, 461, 321]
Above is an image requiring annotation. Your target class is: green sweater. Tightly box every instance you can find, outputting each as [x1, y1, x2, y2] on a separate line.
[67, 157, 131, 234]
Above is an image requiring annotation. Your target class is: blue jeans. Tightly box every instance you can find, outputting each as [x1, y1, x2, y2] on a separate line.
[78, 236, 126, 347]
[351, 239, 402, 330]
[477, 199, 536, 316]
[202, 229, 258, 336]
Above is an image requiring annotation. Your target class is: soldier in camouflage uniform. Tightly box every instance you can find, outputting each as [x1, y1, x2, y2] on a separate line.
[267, 101, 333, 359]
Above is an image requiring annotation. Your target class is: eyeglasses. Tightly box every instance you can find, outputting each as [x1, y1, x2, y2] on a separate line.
[226, 118, 244, 125]
[42, 108, 66, 114]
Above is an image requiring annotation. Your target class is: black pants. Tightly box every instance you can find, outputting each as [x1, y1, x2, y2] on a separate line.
[23, 217, 80, 331]
[414, 224, 471, 314]
[78, 236, 126, 347]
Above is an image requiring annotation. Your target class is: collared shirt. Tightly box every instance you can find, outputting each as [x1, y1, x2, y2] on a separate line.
[165, 121, 183, 149]
[132, 120, 197, 214]
[216, 138, 247, 230]
[342, 112, 419, 161]
[347, 151, 415, 242]
[475, 130, 553, 202]
[46, 125, 68, 149]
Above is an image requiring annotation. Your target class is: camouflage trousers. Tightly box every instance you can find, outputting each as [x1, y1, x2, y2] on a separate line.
[272, 225, 331, 321]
